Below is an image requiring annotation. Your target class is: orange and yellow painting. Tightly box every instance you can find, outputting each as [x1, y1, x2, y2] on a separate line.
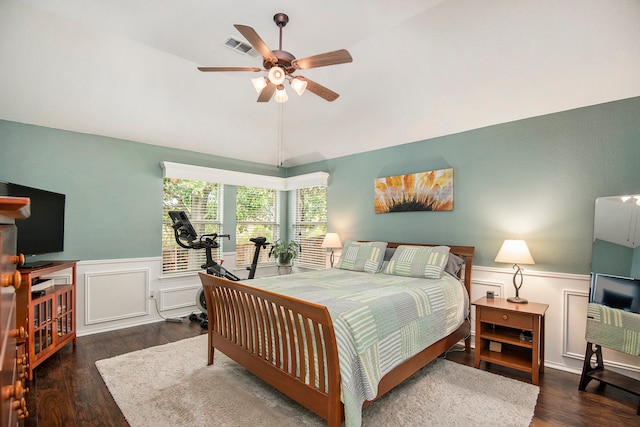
[374, 168, 453, 213]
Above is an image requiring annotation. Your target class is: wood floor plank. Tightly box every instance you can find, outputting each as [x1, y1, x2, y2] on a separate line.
[23, 318, 638, 426]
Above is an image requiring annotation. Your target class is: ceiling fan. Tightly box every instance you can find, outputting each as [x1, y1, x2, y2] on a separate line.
[198, 13, 353, 103]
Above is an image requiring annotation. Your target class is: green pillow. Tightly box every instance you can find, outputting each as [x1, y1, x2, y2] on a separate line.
[335, 241, 387, 274]
[384, 245, 450, 279]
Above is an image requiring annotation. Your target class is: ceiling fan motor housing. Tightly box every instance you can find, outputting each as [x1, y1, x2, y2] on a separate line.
[265, 50, 296, 74]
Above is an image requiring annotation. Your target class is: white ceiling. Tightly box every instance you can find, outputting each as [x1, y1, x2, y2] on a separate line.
[1, 0, 639, 167]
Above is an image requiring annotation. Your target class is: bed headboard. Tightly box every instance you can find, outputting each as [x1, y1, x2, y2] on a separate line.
[385, 242, 475, 297]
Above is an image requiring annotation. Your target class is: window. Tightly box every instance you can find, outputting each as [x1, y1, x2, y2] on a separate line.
[162, 178, 223, 274]
[292, 186, 327, 268]
[160, 162, 329, 272]
[235, 186, 280, 266]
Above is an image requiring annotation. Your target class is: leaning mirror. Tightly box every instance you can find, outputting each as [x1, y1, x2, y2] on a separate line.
[592, 195, 640, 277]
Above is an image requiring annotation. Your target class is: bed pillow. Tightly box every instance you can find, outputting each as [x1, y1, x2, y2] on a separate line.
[383, 247, 396, 261]
[384, 245, 451, 279]
[380, 247, 396, 271]
[335, 241, 388, 274]
[445, 253, 464, 276]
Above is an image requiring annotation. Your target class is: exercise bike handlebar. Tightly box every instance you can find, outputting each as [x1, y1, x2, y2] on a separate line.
[210, 233, 231, 240]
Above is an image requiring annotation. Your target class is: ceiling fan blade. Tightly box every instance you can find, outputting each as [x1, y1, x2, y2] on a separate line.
[292, 49, 353, 70]
[234, 24, 278, 64]
[257, 82, 276, 102]
[198, 66, 262, 72]
[297, 77, 339, 102]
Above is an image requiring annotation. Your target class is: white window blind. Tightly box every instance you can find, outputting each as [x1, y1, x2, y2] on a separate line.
[235, 186, 280, 266]
[162, 178, 223, 274]
[293, 186, 327, 268]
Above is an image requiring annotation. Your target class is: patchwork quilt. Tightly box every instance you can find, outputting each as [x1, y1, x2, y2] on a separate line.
[585, 302, 640, 356]
[245, 268, 468, 427]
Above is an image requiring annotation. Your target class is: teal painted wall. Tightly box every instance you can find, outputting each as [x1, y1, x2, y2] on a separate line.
[0, 121, 285, 262]
[2, 97, 639, 273]
[290, 97, 640, 274]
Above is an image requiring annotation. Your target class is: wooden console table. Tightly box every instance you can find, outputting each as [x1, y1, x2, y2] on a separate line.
[16, 261, 77, 381]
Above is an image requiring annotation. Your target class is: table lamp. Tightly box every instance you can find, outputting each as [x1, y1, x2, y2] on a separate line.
[321, 233, 342, 268]
[494, 239, 535, 304]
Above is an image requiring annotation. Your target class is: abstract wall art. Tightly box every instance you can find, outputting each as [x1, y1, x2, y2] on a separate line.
[374, 168, 453, 213]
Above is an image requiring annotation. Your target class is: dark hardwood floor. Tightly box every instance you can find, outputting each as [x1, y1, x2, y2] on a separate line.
[23, 320, 638, 426]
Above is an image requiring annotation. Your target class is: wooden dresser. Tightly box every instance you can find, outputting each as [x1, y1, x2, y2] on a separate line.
[1, 197, 30, 426]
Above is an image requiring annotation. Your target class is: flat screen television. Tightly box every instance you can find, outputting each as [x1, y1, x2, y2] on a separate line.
[0, 181, 66, 265]
[590, 273, 640, 314]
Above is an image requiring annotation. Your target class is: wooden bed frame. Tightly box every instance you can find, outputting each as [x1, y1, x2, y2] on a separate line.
[199, 242, 474, 426]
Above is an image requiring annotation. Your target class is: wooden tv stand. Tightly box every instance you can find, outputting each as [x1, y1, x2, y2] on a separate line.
[16, 261, 77, 381]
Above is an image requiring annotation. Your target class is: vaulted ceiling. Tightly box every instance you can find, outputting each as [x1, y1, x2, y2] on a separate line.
[1, 0, 639, 167]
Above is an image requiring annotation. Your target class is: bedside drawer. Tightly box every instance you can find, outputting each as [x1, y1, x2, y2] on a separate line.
[479, 308, 533, 330]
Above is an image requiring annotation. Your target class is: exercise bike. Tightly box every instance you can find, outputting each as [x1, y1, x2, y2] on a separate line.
[168, 211, 268, 328]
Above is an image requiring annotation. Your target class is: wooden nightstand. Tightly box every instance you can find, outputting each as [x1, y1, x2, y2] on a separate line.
[472, 297, 549, 385]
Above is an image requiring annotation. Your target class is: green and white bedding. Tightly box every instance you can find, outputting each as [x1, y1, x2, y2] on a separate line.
[585, 302, 640, 356]
[244, 268, 468, 427]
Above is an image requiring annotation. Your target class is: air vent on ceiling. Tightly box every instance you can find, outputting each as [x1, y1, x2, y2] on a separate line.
[223, 36, 260, 57]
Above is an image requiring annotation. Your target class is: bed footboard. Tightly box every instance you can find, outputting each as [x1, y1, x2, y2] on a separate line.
[199, 272, 343, 426]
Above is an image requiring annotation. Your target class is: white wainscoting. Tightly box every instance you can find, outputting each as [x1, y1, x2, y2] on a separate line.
[74, 257, 640, 379]
[562, 290, 589, 360]
[76, 257, 203, 336]
[85, 267, 149, 324]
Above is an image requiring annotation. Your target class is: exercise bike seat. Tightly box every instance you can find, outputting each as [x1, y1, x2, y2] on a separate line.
[250, 236, 268, 245]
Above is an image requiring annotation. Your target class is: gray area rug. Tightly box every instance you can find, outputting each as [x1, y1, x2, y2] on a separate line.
[96, 334, 539, 426]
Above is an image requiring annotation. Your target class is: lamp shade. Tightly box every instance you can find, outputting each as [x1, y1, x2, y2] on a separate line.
[274, 85, 288, 103]
[268, 66, 286, 85]
[251, 76, 267, 93]
[290, 77, 307, 96]
[494, 240, 535, 265]
[321, 233, 342, 249]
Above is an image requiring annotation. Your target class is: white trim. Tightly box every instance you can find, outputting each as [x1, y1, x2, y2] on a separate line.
[473, 265, 589, 281]
[284, 172, 329, 190]
[160, 161, 328, 191]
[85, 267, 150, 324]
[562, 289, 589, 359]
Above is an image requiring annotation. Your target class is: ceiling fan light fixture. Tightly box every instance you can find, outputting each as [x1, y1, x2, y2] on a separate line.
[268, 66, 286, 85]
[251, 76, 267, 93]
[290, 77, 307, 96]
[274, 85, 288, 103]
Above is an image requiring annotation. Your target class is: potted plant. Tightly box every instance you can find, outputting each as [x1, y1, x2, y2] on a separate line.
[268, 239, 301, 266]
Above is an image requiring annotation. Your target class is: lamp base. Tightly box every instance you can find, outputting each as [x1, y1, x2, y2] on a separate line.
[507, 296, 528, 304]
